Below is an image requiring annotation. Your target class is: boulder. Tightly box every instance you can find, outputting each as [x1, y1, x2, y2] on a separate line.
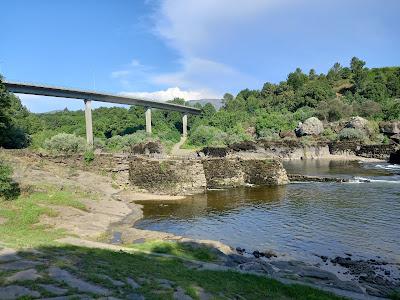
[389, 150, 400, 164]
[279, 130, 296, 139]
[295, 117, 324, 137]
[379, 121, 400, 135]
[245, 126, 256, 137]
[345, 116, 369, 131]
[390, 133, 400, 144]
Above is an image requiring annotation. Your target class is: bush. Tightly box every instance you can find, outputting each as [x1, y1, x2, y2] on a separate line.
[93, 138, 106, 150]
[83, 150, 95, 164]
[188, 125, 226, 147]
[337, 128, 367, 142]
[322, 128, 338, 141]
[0, 126, 31, 149]
[0, 161, 20, 200]
[30, 130, 58, 149]
[44, 133, 86, 154]
[257, 129, 280, 141]
[105, 130, 151, 151]
[225, 124, 254, 145]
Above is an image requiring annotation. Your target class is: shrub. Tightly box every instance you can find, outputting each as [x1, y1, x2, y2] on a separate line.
[188, 125, 226, 147]
[225, 124, 254, 145]
[337, 128, 367, 142]
[257, 129, 280, 141]
[322, 128, 338, 141]
[83, 150, 95, 164]
[0, 126, 31, 149]
[30, 130, 58, 149]
[0, 161, 20, 200]
[93, 138, 106, 150]
[105, 130, 151, 151]
[44, 133, 86, 154]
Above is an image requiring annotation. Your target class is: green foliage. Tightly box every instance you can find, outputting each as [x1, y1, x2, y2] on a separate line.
[0, 76, 31, 148]
[322, 128, 338, 141]
[188, 125, 226, 147]
[255, 111, 297, 135]
[44, 133, 86, 154]
[1, 57, 399, 150]
[0, 161, 20, 200]
[84, 150, 95, 164]
[105, 130, 151, 151]
[316, 98, 353, 122]
[287, 68, 308, 90]
[337, 128, 367, 142]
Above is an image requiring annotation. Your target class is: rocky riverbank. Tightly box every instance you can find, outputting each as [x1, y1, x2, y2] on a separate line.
[225, 247, 400, 298]
[2, 149, 399, 299]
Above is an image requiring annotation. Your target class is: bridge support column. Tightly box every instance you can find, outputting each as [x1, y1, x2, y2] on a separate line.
[182, 114, 188, 137]
[84, 99, 93, 146]
[145, 107, 152, 134]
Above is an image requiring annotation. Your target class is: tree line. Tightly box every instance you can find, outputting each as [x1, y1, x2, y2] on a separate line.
[1, 57, 399, 150]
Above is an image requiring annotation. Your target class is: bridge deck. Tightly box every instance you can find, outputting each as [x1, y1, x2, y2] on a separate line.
[4, 81, 201, 114]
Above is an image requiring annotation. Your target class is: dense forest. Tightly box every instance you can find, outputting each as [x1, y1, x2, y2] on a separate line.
[1, 57, 399, 152]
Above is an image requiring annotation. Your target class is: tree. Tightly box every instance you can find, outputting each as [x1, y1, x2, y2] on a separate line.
[308, 69, 317, 80]
[327, 62, 343, 81]
[350, 57, 367, 89]
[0, 76, 30, 148]
[222, 93, 234, 107]
[287, 68, 308, 90]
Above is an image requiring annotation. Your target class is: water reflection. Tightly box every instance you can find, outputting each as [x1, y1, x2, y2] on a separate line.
[135, 160, 400, 263]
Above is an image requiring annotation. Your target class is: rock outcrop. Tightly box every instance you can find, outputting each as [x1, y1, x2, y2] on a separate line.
[389, 150, 400, 164]
[345, 116, 370, 134]
[328, 142, 397, 160]
[379, 121, 400, 135]
[295, 117, 324, 136]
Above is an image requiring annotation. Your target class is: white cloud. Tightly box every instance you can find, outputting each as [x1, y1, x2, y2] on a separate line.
[151, 57, 245, 89]
[148, 0, 283, 93]
[154, 0, 284, 56]
[121, 87, 218, 101]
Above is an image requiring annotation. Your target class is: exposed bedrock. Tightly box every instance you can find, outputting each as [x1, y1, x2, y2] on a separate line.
[198, 140, 399, 161]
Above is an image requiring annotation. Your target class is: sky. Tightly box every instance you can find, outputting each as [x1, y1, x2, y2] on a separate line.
[1, 0, 399, 112]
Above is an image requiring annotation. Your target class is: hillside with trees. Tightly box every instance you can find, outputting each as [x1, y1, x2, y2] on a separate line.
[1, 57, 399, 152]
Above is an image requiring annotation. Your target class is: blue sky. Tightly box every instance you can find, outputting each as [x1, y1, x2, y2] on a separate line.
[1, 0, 399, 112]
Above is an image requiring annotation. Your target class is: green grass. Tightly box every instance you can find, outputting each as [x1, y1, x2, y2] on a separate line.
[129, 240, 218, 262]
[0, 186, 87, 248]
[12, 245, 343, 300]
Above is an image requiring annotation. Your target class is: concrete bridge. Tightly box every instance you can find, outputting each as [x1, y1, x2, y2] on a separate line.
[4, 81, 201, 145]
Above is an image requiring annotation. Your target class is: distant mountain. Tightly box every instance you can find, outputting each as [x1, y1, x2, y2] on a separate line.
[187, 99, 224, 110]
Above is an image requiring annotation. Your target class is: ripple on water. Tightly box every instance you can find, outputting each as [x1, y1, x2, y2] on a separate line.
[135, 160, 400, 264]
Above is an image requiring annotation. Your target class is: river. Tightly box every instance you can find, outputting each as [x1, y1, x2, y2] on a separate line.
[134, 160, 400, 264]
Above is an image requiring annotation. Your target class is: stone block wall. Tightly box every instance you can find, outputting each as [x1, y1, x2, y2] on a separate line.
[129, 156, 207, 195]
[202, 158, 288, 188]
[129, 157, 288, 193]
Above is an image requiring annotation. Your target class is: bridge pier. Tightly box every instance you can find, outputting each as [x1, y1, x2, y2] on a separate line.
[145, 107, 152, 134]
[182, 114, 188, 137]
[84, 99, 93, 146]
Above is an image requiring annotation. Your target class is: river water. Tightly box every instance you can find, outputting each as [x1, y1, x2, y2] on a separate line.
[134, 160, 400, 264]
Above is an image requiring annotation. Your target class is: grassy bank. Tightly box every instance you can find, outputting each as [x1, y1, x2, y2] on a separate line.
[0, 185, 88, 248]
[0, 243, 345, 300]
